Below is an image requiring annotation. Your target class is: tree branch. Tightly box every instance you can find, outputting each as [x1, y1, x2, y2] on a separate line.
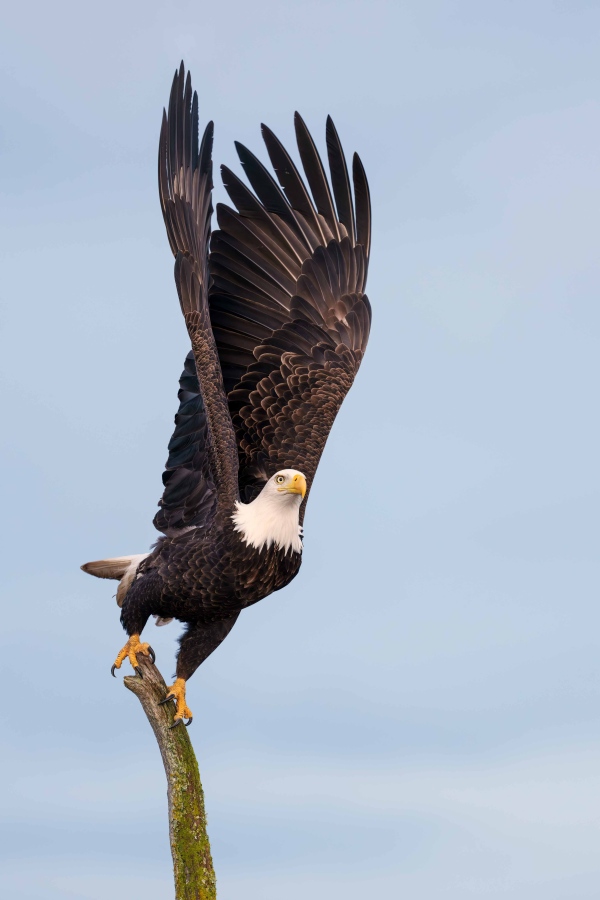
[123, 655, 216, 900]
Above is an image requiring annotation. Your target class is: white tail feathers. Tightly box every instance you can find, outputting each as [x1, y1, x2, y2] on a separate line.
[81, 554, 149, 607]
[81, 556, 136, 579]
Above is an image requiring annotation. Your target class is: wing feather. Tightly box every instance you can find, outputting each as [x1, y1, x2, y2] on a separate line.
[208, 115, 372, 511]
[154, 352, 218, 534]
[294, 112, 341, 242]
[261, 122, 326, 247]
[352, 152, 371, 271]
[235, 141, 318, 251]
[325, 116, 355, 245]
[154, 63, 238, 533]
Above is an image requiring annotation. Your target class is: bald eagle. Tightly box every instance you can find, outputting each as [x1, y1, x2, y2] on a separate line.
[82, 63, 372, 726]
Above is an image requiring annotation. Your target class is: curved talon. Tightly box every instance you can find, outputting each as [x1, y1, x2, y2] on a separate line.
[170, 718, 183, 729]
[159, 695, 175, 705]
[112, 634, 152, 678]
[184, 717, 193, 727]
[111, 664, 117, 677]
[162, 678, 193, 725]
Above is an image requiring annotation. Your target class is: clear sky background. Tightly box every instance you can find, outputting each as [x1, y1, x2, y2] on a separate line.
[1, 1, 599, 897]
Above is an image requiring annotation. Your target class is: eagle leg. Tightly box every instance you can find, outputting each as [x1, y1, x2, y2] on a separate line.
[111, 634, 156, 678]
[160, 678, 193, 727]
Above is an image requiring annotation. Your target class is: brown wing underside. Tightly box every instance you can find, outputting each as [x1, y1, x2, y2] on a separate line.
[209, 114, 372, 510]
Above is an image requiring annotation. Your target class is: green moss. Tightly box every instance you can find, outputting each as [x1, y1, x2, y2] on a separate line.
[123, 663, 217, 899]
[170, 729, 217, 899]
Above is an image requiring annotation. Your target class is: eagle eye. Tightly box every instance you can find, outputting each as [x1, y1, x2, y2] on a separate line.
[275, 475, 285, 484]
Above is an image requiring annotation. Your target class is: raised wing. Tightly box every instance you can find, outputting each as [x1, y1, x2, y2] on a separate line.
[155, 63, 239, 534]
[209, 114, 372, 510]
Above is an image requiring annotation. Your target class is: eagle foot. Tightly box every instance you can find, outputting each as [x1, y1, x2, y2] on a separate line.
[111, 634, 155, 677]
[159, 678, 193, 727]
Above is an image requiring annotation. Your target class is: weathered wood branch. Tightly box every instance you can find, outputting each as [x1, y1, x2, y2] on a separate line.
[124, 655, 216, 900]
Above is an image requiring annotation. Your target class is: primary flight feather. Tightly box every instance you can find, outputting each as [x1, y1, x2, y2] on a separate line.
[82, 62, 372, 725]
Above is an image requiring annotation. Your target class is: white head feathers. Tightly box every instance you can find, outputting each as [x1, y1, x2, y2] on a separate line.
[231, 469, 306, 555]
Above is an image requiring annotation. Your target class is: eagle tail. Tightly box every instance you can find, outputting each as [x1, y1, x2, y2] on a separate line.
[80, 554, 149, 607]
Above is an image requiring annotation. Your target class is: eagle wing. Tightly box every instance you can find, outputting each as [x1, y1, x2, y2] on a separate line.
[209, 115, 372, 511]
[154, 64, 238, 535]
[153, 351, 217, 534]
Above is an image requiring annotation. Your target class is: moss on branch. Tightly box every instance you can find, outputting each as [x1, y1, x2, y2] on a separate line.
[124, 655, 216, 900]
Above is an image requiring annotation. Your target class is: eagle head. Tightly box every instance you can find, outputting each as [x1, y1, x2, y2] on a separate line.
[231, 469, 306, 554]
[269, 469, 307, 499]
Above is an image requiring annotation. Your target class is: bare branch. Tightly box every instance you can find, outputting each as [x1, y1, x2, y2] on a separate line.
[124, 655, 216, 900]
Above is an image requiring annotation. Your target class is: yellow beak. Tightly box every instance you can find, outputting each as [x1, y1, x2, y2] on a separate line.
[278, 473, 306, 498]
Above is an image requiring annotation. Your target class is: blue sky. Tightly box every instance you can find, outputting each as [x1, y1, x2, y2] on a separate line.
[1, 1, 600, 897]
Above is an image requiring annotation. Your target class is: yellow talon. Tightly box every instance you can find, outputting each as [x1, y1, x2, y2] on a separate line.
[162, 677, 193, 725]
[112, 634, 154, 676]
